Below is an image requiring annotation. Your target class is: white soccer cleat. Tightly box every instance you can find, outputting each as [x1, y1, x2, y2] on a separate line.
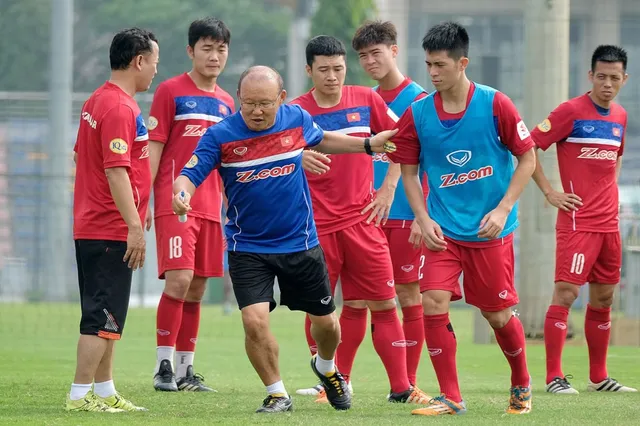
[296, 383, 323, 396]
[588, 377, 637, 393]
[546, 376, 579, 394]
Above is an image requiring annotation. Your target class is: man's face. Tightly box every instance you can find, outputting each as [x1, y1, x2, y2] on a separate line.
[425, 50, 467, 92]
[238, 78, 286, 131]
[589, 61, 627, 103]
[136, 41, 159, 92]
[306, 55, 346, 97]
[188, 37, 228, 80]
[358, 43, 397, 81]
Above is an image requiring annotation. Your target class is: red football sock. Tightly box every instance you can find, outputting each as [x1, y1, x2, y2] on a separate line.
[156, 293, 184, 347]
[402, 304, 424, 386]
[336, 306, 367, 381]
[544, 304, 569, 383]
[371, 308, 410, 394]
[424, 313, 461, 402]
[585, 304, 611, 383]
[176, 301, 201, 352]
[493, 314, 530, 387]
[304, 314, 318, 356]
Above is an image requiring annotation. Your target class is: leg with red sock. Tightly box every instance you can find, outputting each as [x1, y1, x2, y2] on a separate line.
[401, 304, 424, 387]
[335, 305, 368, 383]
[154, 292, 184, 391]
[585, 302, 636, 392]
[544, 304, 577, 393]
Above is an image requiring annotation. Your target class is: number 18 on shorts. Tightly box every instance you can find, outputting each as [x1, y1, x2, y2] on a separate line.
[155, 215, 224, 279]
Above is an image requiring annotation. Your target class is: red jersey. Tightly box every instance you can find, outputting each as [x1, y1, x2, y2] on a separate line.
[73, 81, 151, 241]
[375, 77, 428, 104]
[148, 73, 234, 221]
[290, 86, 398, 234]
[531, 93, 626, 233]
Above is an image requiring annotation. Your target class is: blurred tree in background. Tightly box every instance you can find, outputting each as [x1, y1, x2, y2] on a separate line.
[310, 0, 377, 87]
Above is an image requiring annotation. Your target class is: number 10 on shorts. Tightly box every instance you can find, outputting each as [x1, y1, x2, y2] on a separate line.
[169, 236, 183, 259]
[570, 252, 585, 275]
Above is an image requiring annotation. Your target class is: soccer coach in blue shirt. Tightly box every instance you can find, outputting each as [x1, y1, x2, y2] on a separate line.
[172, 65, 397, 414]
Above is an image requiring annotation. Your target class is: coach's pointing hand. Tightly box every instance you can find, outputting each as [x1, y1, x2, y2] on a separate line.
[369, 129, 399, 153]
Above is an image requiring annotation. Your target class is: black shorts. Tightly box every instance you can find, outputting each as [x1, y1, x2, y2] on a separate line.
[228, 245, 335, 316]
[75, 239, 133, 340]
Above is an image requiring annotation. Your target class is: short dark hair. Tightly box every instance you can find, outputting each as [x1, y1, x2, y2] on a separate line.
[591, 45, 627, 72]
[188, 17, 231, 48]
[237, 66, 284, 93]
[305, 35, 346, 67]
[421, 21, 469, 60]
[109, 27, 158, 71]
[352, 20, 397, 51]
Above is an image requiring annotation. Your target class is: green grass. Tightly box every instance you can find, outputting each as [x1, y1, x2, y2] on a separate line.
[1, 304, 639, 425]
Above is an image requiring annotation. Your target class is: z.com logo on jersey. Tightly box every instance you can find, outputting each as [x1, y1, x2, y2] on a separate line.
[373, 153, 389, 163]
[440, 150, 493, 188]
[236, 164, 295, 183]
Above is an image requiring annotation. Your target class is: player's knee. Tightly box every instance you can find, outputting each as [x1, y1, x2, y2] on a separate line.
[241, 305, 270, 341]
[309, 311, 339, 334]
[344, 300, 367, 309]
[552, 282, 579, 308]
[367, 298, 396, 311]
[185, 276, 208, 302]
[396, 283, 421, 307]
[481, 308, 512, 329]
[164, 270, 195, 299]
[589, 284, 615, 308]
[421, 290, 450, 315]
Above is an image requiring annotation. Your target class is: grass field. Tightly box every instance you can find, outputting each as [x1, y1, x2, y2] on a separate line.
[1, 304, 639, 425]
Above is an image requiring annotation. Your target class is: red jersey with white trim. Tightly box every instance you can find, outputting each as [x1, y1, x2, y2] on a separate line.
[531, 93, 626, 233]
[290, 86, 398, 235]
[73, 82, 151, 241]
[148, 73, 234, 222]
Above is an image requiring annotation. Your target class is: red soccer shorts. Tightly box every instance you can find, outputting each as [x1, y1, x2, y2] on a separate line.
[155, 215, 224, 279]
[555, 230, 621, 285]
[420, 234, 518, 312]
[383, 226, 423, 284]
[319, 220, 395, 301]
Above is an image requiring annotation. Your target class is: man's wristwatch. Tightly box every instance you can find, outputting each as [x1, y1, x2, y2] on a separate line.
[364, 137, 373, 155]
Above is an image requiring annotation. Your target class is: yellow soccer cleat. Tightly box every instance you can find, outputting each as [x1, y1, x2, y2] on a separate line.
[96, 392, 148, 412]
[65, 392, 124, 413]
[411, 395, 467, 416]
[505, 384, 532, 414]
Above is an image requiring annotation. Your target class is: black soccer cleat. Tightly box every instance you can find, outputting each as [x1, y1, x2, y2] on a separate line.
[255, 394, 293, 413]
[310, 355, 351, 410]
[177, 365, 215, 392]
[153, 359, 178, 392]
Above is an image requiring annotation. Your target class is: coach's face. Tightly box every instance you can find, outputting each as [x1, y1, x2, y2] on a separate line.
[135, 40, 159, 93]
[238, 78, 286, 132]
[425, 50, 468, 92]
[589, 61, 628, 103]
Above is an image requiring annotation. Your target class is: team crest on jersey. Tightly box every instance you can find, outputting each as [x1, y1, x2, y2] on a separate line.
[219, 105, 228, 115]
[280, 136, 293, 147]
[186, 154, 198, 168]
[109, 138, 128, 154]
[537, 118, 551, 132]
[613, 127, 621, 137]
[446, 150, 472, 167]
[517, 120, 531, 140]
[233, 147, 248, 156]
[347, 112, 361, 122]
[148, 116, 158, 130]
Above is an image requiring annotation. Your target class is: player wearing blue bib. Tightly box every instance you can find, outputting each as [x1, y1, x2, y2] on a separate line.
[387, 22, 537, 416]
[173, 66, 397, 414]
[352, 20, 429, 392]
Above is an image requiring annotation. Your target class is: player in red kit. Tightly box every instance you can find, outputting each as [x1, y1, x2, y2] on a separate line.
[531, 45, 637, 395]
[387, 22, 536, 416]
[291, 35, 430, 405]
[352, 20, 429, 390]
[148, 18, 234, 392]
[67, 28, 157, 413]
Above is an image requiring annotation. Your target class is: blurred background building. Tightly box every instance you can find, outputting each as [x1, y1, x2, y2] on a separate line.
[0, 0, 638, 342]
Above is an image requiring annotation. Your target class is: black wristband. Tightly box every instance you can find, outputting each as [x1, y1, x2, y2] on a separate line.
[364, 137, 373, 155]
